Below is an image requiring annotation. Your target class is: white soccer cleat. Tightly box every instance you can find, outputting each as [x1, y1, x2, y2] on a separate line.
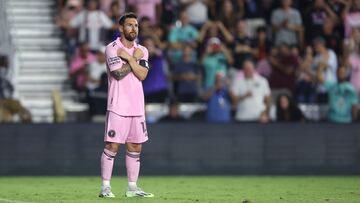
[99, 186, 116, 198]
[125, 187, 154, 198]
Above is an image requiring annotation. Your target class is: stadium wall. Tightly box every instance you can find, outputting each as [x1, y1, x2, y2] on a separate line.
[0, 123, 359, 175]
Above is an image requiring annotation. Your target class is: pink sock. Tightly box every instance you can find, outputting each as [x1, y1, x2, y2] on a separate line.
[101, 149, 117, 182]
[126, 151, 140, 182]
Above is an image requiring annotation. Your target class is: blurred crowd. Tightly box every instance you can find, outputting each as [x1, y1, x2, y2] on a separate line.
[51, 0, 360, 123]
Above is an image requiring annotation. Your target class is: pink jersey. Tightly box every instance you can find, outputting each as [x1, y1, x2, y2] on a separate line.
[105, 37, 149, 116]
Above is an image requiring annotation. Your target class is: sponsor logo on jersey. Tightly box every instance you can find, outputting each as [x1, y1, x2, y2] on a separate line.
[107, 57, 121, 66]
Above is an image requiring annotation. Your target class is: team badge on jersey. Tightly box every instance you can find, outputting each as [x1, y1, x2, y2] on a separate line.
[108, 130, 116, 137]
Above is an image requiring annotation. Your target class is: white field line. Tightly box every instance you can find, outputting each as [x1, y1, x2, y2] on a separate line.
[0, 197, 34, 203]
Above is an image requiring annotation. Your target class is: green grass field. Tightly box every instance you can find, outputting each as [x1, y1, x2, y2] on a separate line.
[0, 176, 359, 203]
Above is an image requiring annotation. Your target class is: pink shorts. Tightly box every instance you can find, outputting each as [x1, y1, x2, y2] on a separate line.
[104, 111, 148, 144]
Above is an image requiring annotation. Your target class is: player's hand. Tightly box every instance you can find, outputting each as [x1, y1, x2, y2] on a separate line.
[133, 48, 144, 61]
[117, 48, 132, 62]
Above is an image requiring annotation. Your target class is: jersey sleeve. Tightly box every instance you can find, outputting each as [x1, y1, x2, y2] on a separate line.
[139, 46, 149, 61]
[105, 45, 124, 72]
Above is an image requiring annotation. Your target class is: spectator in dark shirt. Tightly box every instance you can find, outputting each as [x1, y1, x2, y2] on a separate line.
[158, 98, 186, 122]
[252, 26, 272, 61]
[172, 43, 201, 103]
[269, 43, 299, 93]
[275, 93, 305, 122]
[303, 0, 338, 45]
[142, 37, 169, 103]
[232, 19, 254, 70]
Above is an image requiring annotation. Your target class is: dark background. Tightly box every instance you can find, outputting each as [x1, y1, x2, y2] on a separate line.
[1, 123, 359, 175]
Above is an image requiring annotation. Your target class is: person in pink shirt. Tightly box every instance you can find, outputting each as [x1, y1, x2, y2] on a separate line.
[69, 42, 97, 91]
[347, 48, 360, 96]
[99, 12, 154, 198]
[127, 0, 162, 25]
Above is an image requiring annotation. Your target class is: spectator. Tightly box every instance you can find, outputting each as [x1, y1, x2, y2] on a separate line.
[142, 37, 169, 103]
[271, 0, 303, 47]
[232, 19, 254, 70]
[86, 46, 107, 91]
[231, 60, 271, 123]
[197, 21, 234, 51]
[151, 24, 168, 50]
[303, 0, 338, 45]
[55, 0, 83, 28]
[158, 98, 186, 122]
[167, 10, 198, 64]
[346, 43, 360, 97]
[0, 55, 13, 99]
[181, 0, 208, 29]
[0, 55, 32, 123]
[269, 43, 299, 93]
[127, 0, 162, 25]
[203, 73, 232, 123]
[69, 42, 97, 92]
[323, 18, 343, 55]
[207, 0, 224, 21]
[159, 0, 181, 27]
[234, 0, 261, 19]
[69, 0, 113, 52]
[55, 0, 83, 58]
[343, 28, 360, 62]
[218, 0, 239, 33]
[275, 93, 305, 122]
[100, 0, 125, 14]
[88, 72, 107, 116]
[317, 66, 358, 123]
[341, 0, 360, 38]
[172, 44, 201, 103]
[139, 17, 154, 42]
[295, 46, 317, 103]
[201, 37, 233, 88]
[252, 26, 272, 61]
[312, 36, 338, 102]
[106, 1, 122, 42]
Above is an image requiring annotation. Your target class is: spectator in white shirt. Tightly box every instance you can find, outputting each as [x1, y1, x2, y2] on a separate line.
[231, 60, 272, 123]
[86, 47, 107, 91]
[69, 0, 114, 52]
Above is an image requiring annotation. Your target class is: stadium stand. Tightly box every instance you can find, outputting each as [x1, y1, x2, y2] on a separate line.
[3, 0, 88, 122]
[1, 0, 359, 123]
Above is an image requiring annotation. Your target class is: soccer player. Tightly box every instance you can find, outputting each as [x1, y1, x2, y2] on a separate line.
[99, 12, 153, 198]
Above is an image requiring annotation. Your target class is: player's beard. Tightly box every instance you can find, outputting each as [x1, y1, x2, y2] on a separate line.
[124, 31, 137, 41]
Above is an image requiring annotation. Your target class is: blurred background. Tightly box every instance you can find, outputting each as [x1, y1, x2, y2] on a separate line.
[0, 0, 360, 176]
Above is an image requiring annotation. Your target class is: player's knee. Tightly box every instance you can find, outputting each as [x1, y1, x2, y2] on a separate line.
[127, 143, 142, 153]
[105, 142, 120, 153]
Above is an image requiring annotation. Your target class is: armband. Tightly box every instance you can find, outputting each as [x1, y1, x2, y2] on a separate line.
[139, 59, 150, 70]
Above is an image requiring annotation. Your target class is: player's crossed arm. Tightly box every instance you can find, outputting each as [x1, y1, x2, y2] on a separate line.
[117, 48, 149, 81]
[111, 63, 132, 80]
[110, 48, 143, 81]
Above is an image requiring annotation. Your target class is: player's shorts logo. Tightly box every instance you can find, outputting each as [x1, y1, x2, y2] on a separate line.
[108, 130, 116, 138]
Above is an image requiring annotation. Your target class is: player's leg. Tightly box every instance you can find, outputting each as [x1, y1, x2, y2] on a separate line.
[125, 116, 153, 197]
[99, 111, 130, 198]
[99, 142, 120, 198]
[126, 143, 142, 190]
